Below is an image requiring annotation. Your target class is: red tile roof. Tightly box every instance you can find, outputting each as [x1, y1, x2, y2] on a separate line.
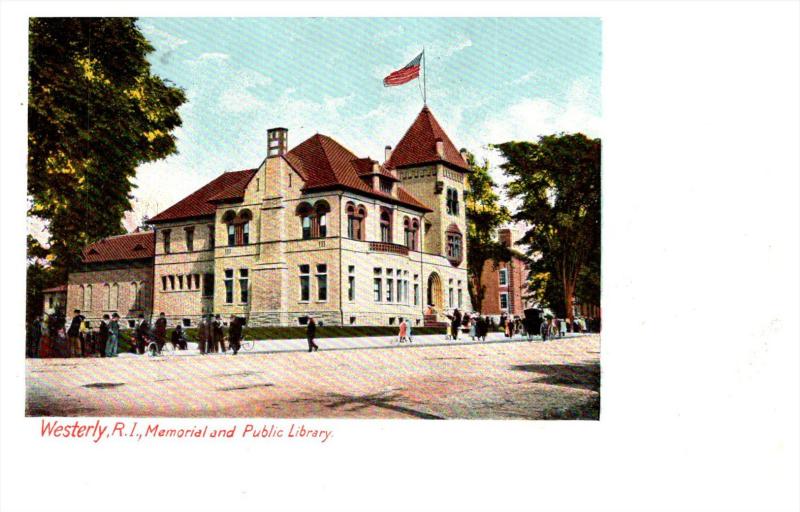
[148, 169, 257, 223]
[42, 284, 67, 293]
[285, 134, 431, 212]
[386, 106, 470, 172]
[81, 231, 155, 264]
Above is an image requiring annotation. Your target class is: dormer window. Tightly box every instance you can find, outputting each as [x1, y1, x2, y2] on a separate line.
[379, 178, 393, 195]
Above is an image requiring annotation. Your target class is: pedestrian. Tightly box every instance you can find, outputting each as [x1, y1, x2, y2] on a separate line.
[468, 314, 477, 340]
[559, 318, 567, 338]
[406, 318, 413, 343]
[307, 316, 319, 352]
[66, 310, 83, 358]
[540, 315, 552, 342]
[171, 323, 187, 350]
[197, 315, 209, 354]
[398, 317, 408, 343]
[28, 315, 43, 358]
[135, 313, 149, 355]
[212, 314, 225, 353]
[228, 315, 243, 355]
[98, 314, 110, 357]
[449, 308, 462, 341]
[154, 312, 167, 353]
[106, 313, 120, 357]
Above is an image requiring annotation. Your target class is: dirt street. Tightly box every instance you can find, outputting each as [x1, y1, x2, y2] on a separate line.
[26, 335, 600, 419]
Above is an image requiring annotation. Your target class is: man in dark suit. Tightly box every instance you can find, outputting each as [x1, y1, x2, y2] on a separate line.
[98, 314, 110, 356]
[306, 316, 319, 352]
[197, 316, 209, 354]
[135, 313, 150, 354]
[67, 309, 84, 358]
[212, 314, 225, 353]
[228, 315, 243, 355]
[154, 312, 167, 352]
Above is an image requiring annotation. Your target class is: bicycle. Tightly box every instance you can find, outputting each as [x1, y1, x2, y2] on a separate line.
[146, 334, 175, 357]
[225, 335, 255, 353]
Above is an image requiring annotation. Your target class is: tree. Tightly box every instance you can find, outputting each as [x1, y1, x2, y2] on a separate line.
[495, 134, 600, 325]
[28, 18, 185, 281]
[463, 151, 512, 312]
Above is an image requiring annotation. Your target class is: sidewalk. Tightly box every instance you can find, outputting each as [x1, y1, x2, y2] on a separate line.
[121, 331, 588, 357]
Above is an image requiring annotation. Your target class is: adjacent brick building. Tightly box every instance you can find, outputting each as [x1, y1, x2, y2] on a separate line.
[66, 107, 473, 327]
[479, 228, 533, 318]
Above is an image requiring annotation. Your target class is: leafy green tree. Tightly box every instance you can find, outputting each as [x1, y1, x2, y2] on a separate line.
[495, 133, 600, 324]
[463, 151, 512, 312]
[28, 18, 185, 281]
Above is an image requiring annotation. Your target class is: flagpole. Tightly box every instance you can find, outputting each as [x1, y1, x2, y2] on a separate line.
[423, 48, 427, 105]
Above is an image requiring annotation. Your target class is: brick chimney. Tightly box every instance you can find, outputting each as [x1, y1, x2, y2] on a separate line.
[267, 127, 288, 158]
[498, 228, 513, 248]
[435, 137, 444, 158]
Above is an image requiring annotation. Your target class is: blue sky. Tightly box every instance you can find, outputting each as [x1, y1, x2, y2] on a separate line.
[124, 17, 601, 229]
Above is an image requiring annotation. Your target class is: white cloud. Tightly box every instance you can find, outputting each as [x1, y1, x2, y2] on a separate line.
[511, 71, 537, 85]
[138, 23, 188, 52]
[442, 37, 472, 57]
[196, 52, 230, 62]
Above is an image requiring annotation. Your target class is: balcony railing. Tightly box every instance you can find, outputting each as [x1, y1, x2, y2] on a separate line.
[368, 241, 409, 256]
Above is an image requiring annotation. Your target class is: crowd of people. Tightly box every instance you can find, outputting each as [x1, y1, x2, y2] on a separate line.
[26, 309, 246, 358]
[27, 307, 598, 358]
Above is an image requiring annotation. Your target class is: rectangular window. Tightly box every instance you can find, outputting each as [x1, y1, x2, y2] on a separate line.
[178, 275, 184, 290]
[224, 269, 234, 304]
[499, 292, 509, 311]
[458, 281, 463, 308]
[185, 227, 194, 252]
[239, 268, 249, 303]
[228, 224, 235, 246]
[207, 225, 215, 249]
[414, 283, 419, 306]
[448, 279, 454, 307]
[161, 275, 167, 291]
[185, 274, 191, 290]
[348, 265, 355, 302]
[194, 274, 200, 289]
[168, 275, 175, 290]
[316, 264, 327, 301]
[302, 217, 311, 239]
[163, 229, 171, 254]
[386, 269, 393, 303]
[299, 265, 310, 302]
[202, 273, 214, 297]
[499, 268, 508, 286]
[373, 268, 382, 302]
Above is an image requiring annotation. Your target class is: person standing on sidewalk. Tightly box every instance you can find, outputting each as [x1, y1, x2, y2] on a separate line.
[154, 312, 167, 353]
[540, 316, 552, 342]
[135, 314, 150, 355]
[197, 315, 209, 354]
[66, 310, 83, 358]
[212, 314, 225, 353]
[106, 313, 120, 357]
[228, 315, 243, 355]
[97, 314, 109, 357]
[448, 309, 462, 341]
[306, 316, 319, 352]
[398, 317, 408, 343]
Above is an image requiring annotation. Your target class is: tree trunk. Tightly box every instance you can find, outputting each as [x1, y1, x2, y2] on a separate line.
[564, 280, 575, 332]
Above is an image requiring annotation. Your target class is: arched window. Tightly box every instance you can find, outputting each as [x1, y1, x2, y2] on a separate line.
[380, 209, 392, 243]
[314, 201, 330, 238]
[130, 282, 139, 310]
[85, 284, 92, 311]
[111, 283, 119, 310]
[296, 202, 313, 239]
[222, 209, 251, 246]
[403, 217, 412, 248]
[346, 201, 366, 240]
[407, 219, 419, 251]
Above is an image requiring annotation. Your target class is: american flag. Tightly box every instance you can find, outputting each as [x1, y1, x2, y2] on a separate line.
[383, 52, 423, 87]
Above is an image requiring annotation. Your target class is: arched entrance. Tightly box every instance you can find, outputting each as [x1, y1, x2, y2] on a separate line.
[426, 272, 443, 313]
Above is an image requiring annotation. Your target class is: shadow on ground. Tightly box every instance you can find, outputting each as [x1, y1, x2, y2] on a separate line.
[510, 361, 600, 392]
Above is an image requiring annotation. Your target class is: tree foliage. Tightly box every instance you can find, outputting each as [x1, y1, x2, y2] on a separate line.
[28, 18, 185, 280]
[495, 133, 601, 322]
[464, 151, 512, 312]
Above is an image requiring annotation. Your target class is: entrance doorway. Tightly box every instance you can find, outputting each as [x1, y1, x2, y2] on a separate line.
[426, 272, 443, 313]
